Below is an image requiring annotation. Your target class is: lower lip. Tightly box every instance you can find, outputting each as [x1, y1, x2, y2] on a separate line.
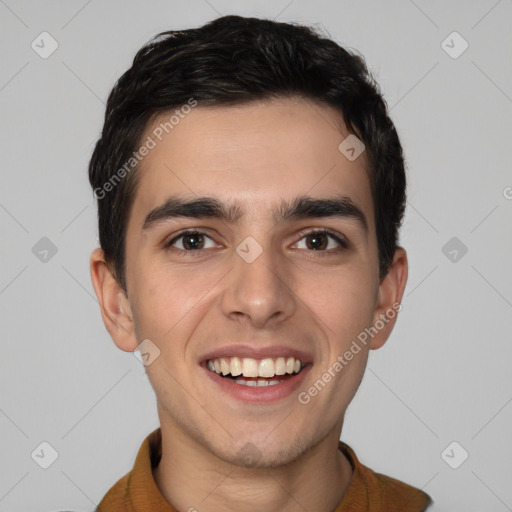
[202, 363, 312, 403]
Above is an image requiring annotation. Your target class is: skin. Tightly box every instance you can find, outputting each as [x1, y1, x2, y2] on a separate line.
[90, 96, 408, 512]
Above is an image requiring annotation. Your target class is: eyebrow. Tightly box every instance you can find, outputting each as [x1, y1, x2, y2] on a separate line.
[142, 194, 368, 234]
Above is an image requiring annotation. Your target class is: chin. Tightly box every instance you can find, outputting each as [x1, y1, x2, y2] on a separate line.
[213, 433, 311, 469]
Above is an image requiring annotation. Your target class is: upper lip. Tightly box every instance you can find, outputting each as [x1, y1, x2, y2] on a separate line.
[199, 344, 313, 364]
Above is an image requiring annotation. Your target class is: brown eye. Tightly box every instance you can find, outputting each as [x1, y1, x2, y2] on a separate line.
[181, 232, 205, 250]
[305, 232, 328, 250]
[295, 230, 348, 251]
[166, 231, 216, 251]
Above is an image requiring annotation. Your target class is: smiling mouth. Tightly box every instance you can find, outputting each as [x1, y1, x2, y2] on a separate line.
[206, 356, 305, 387]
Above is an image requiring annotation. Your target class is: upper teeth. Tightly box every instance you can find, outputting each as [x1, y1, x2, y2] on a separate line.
[207, 357, 303, 378]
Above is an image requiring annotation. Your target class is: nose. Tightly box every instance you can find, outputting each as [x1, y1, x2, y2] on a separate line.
[221, 239, 297, 328]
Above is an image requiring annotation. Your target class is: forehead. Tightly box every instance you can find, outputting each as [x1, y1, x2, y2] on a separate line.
[129, 97, 374, 230]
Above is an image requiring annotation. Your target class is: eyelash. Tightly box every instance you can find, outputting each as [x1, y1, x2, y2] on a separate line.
[165, 228, 349, 256]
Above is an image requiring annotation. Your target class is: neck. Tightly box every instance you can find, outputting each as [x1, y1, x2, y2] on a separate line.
[153, 417, 353, 512]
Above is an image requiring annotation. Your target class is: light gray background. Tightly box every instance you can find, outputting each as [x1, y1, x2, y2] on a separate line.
[1, 1, 511, 511]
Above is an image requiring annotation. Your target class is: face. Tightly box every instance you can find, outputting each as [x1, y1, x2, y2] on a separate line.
[91, 96, 407, 468]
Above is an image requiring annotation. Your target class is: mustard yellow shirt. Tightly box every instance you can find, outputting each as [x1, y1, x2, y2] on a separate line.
[96, 428, 432, 511]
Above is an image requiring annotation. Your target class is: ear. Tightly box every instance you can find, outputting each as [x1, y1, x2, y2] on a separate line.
[369, 247, 408, 350]
[89, 248, 139, 352]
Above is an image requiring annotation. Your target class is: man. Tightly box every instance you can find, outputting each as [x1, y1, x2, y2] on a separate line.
[88, 14, 432, 511]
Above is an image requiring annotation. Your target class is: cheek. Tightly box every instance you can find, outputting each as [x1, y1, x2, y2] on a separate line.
[298, 266, 376, 342]
[130, 266, 214, 347]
